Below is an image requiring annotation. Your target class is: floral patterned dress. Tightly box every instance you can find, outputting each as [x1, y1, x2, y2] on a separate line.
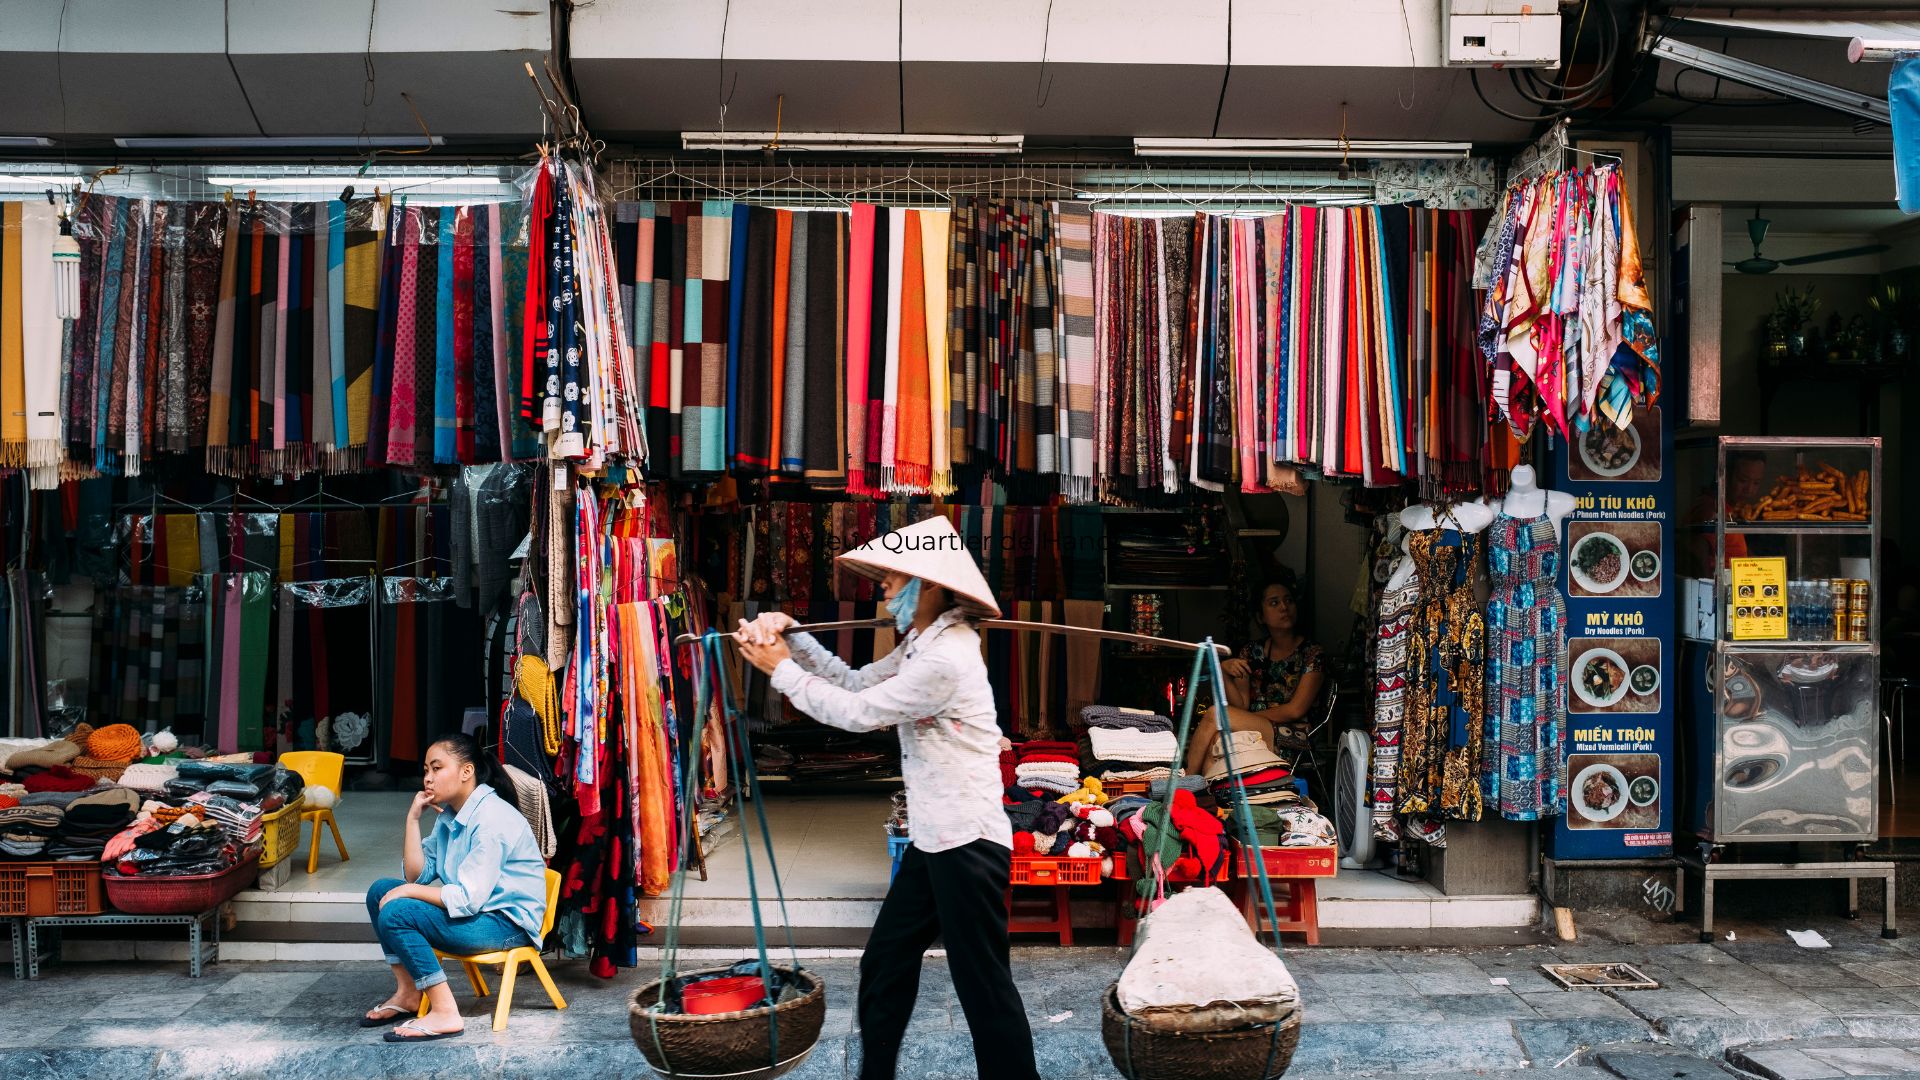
[1483, 513, 1566, 820]
[1243, 638, 1327, 743]
[1400, 528, 1486, 821]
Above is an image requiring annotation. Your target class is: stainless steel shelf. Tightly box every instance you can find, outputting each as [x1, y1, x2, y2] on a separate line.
[1714, 640, 1879, 653]
[1681, 522, 1872, 535]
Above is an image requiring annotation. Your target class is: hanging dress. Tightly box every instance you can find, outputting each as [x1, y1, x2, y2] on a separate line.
[1483, 513, 1566, 821]
[1399, 527, 1486, 821]
[1370, 572, 1419, 842]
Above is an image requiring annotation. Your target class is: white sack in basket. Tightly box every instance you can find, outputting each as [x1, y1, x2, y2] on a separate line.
[1116, 886, 1301, 1033]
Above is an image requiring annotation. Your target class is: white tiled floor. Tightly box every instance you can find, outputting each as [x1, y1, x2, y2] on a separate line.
[683, 791, 897, 901]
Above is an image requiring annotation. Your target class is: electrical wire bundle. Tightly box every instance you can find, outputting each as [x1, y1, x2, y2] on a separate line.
[1472, 0, 1622, 124]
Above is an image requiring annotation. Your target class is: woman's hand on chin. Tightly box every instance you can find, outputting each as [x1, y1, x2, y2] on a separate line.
[408, 790, 435, 821]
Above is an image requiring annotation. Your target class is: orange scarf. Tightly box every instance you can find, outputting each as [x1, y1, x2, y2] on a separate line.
[894, 213, 932, 489]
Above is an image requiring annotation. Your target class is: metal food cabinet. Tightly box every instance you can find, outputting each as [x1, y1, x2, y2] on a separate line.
[1677, 436, 1895, 940]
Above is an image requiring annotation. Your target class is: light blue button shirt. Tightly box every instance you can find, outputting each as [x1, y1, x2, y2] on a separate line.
[415, 784, 547, 943]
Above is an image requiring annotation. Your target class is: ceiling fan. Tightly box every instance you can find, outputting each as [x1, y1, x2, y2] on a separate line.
[1726, 208, 1889, 275]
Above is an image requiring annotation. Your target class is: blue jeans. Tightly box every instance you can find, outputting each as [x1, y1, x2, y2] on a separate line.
[365, 878, 527, 990]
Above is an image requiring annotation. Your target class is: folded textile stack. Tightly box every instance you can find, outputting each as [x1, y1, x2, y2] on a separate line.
[1227, 803, 1335, 848]
[118, 763, 180, 794]
[1008, 740, 1085, 796]
[0, 804, 65, 856]
[46, 788, 142, 861]
[1, 732, 85, 777]
[1087, 726, 1180, 768]
[23, 765, 101, 794]
[117, 821, 239, 876]
[1079, 706, 1174, 733]
[186, 792, 268, 847]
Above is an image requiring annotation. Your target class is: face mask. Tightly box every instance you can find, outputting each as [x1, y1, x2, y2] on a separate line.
[886, 577, 923, 633]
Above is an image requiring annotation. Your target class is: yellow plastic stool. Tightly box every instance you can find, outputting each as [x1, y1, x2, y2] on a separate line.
[420, 868, 568, 1031]
[279, 750, 349, 874]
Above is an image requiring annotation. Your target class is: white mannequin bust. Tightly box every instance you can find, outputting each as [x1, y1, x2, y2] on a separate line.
[1399, 497, 1495, 535]
[1384, 534, 1415, 591]
[1492, 465, 1577, 539]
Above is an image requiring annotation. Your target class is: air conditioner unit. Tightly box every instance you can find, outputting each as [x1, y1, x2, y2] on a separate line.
[1444, 1, 1562, 69]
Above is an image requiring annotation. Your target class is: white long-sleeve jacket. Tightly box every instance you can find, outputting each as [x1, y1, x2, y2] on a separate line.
[770, 608, 1012, 853]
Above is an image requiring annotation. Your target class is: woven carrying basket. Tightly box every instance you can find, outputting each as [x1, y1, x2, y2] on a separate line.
[1101, 981, 1300, 1080]
[627, 966, 826, 1080]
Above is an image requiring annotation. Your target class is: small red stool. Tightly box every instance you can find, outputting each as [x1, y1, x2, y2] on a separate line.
[1228, 846, 1337, 946]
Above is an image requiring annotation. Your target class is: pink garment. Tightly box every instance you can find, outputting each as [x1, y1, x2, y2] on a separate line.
[846, 205, 876, 496]
[489, 204, 511, 456]
[387, 212, 421, 464]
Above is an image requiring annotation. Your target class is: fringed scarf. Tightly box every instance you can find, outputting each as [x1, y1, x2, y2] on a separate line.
[1049, 201, 1096, 503]
[844, 204, 877, 497]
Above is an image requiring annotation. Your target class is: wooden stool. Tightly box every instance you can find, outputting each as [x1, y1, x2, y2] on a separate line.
[1228, 846, 1337, 946]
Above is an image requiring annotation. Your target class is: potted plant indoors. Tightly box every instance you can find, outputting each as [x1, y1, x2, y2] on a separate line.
[1772, 285, 1820, 361]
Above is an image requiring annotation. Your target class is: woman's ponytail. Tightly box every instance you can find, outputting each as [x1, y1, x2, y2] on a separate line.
[433, 733, 522, 816]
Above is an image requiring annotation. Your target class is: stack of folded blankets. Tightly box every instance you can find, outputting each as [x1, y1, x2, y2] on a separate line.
[1082, 707, 1179, 784]
[45, 787, 142, 861]
[1226, 802, 1337, 848]
[1009, 741, 1084, 796]
[0, 803, 65, 857]
[1201, 729, 1300, 807]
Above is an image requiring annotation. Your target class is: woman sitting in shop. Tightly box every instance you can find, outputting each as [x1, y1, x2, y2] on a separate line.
[735, 515, 1041, 1080]
[1185, 569, 1329, 778]
[359, 734, 547, 1043]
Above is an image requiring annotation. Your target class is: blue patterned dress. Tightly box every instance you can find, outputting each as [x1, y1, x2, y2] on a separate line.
[1484, 513, 1566, 820]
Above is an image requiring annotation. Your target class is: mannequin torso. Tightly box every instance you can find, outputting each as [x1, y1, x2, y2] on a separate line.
[1492, 465, 1576, 539]
[1399, 498, 1495, 535]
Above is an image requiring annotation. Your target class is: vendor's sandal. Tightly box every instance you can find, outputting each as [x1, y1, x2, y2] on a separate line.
[383, 1019, 464, 1043]
[357, 1002, 416, 1028]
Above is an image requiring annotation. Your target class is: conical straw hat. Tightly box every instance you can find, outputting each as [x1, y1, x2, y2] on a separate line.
[835, 515, 1001, 619]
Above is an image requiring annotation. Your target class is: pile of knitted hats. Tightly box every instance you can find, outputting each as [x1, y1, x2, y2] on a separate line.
[70, 724, 148, 782]
[3, 724, 101, 794]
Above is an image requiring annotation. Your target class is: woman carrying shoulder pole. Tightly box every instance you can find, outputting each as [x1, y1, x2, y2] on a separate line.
[735, 516, 1041, 1080]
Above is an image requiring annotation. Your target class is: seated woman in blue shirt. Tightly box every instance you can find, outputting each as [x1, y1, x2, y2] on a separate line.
[360, 734, 547, 1042]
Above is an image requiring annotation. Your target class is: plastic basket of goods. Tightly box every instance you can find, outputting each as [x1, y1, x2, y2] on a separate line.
[1010, 855, 1104, 886]
[628, 963, 826, 1080]
[1103, 887, 1301, 1080]
[0, 861, 108, 917]
[254, 796, 306, 870]
[103, 851, 261, 915]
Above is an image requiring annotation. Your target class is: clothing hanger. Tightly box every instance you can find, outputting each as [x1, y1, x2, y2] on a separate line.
[675, 617, 1231, 655]
[843, 162, 947, 205]
[943, 170, 1078, 198]
[619, 161, 739, 203]
[731, 162, 850, 209]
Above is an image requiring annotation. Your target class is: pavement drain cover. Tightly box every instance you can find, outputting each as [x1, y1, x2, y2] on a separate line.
[1541, 962, 1659, 990]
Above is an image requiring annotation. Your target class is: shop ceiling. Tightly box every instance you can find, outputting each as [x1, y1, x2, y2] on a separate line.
[0, 0, 1905, 165]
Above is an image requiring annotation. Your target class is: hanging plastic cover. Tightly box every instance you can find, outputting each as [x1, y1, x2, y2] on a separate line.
[282, 577, 373, 608]
[381, 575, 456, 604]
[1893, 59, 1920, 214]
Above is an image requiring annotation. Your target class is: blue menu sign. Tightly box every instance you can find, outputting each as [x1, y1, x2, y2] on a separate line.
[1548, 403, 1676, 859]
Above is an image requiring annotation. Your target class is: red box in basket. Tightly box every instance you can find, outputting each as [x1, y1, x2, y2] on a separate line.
[682, 975, 769, 1015]
[103, 852, 260, 915]
[1234, 845, 1338, 879]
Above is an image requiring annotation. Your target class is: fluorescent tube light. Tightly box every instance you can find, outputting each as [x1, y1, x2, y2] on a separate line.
[115, 136, 445, 150]
[1647, 35, 1889, 123]
[0, 137, 55, 149]
[1134, 138, 1472, 159]
[682, 131, 1023, 154]
[207, 174, 513, 191]
[1073, 190, 1370, 204]
[0, 174, 85, 187]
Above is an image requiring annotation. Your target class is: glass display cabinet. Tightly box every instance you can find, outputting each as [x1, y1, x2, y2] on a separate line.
[1676, 436, 1895, 941]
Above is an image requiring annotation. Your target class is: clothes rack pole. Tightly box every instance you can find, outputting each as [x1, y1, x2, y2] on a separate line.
[673, 617, 1231, 656]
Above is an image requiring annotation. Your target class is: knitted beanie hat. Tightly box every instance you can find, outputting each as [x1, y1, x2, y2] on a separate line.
[85, 724, 146, 763]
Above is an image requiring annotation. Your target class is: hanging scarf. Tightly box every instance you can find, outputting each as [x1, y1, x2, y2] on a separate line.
[844, 204, 876, 496]
[805, 210, 849, 487]
[1050, 201, 1096, 502]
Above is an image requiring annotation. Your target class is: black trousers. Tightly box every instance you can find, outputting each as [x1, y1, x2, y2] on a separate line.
[856, 839, 1040, 1080]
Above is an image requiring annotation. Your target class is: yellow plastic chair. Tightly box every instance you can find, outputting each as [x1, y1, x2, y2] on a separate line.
[420, 868, 568, 1031]
[279, 750, 349, 874]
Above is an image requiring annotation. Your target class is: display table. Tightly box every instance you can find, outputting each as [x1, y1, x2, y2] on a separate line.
[1226, 847, 1338, 946]
[23, 907, 222, 979]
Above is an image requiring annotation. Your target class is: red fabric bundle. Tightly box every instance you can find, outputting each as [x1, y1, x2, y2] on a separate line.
[23, 765, 97, 793]
[0, 794, 17, 809]
[999, 749, 1016, 787]
[1012, 833, 1036, 855]
[1014, 753, 1080, 766]
[1219, 766, 1293, 788]
[1016, 741, 1080, 757]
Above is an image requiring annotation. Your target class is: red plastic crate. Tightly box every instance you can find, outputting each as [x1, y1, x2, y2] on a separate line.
[0, 861, 107, 916]
[1234, 845, 1339, 879]
[103, 852, 259, 915]
[1009, 855, 1102, 886]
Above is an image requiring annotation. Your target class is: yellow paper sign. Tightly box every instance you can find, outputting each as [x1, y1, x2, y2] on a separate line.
[1728, 557, 1788, 640]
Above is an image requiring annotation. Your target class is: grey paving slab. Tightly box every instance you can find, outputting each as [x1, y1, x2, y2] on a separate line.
[1423, 992, 1542, 1020]
[1729, 1046, 1851, 1079]
[1799, 988, 1920, 1016]
[1591, 1048, 1741, 1079]
[1702, 985, 1834, 1016]
[1517, 989, 1643, 1019]
[1290, 1019, 1529, 1073]
[1609, 986, 1741, 1021]
[1837, 960, 1920, 988]
[1510, 1018, 1659, 1067]
[1805, 1046, 1920, 1074]
[1749, 961, 1880, 988]
[1653, 1015, 1854, 1060]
